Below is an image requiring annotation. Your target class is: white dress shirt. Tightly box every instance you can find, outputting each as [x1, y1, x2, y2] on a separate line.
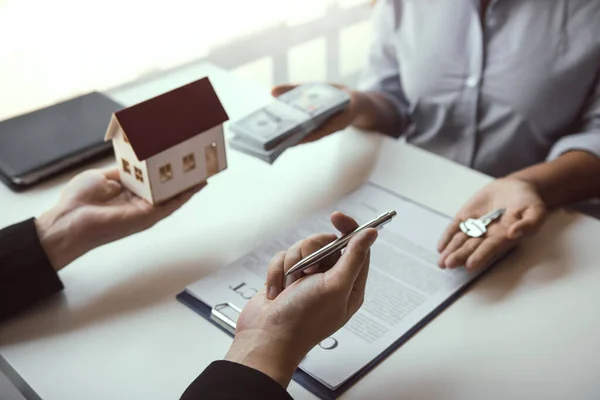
[359, 0, 600, 180]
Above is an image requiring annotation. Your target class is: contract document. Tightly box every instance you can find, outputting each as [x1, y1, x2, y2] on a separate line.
[179, 182, 490, 399]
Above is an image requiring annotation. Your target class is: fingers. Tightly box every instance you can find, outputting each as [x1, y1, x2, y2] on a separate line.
[508, 205, 546, 239]
[326, 228, 378, 291]
[156, 181, 208, 215]
[283, 240, 305, 288]
[266, 251, 287, 300]
[300, 129, 331, 144]
[300, 234, 337, 258]
[303, 212, 358, 274]
[72, 169, 121, 201]
[271, 84, 298, 97]
[272, 83, 347, 97]
[102, 168, 121, 182]
[437, 218, 462, 253]
[465, 236, 514, 271]
[330, 211, 359, 235]
[270, 213, 363, 294]
[443, 238, 483, 269]
[301, 233, 339, 273]
[330, 83, 349, 91]
[101, 179, 123, 200]
[437, 231, 470, 268]
[439, 210, 524, 271]
[283, 234, 337, 288]
[299, 111, 351, 144]
[263, 83, 352, 145]
[347, 249, 370, 314]
[178, 181, 208, 203]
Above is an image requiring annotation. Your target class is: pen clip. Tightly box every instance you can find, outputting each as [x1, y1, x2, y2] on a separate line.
[210, 302, 242, 334]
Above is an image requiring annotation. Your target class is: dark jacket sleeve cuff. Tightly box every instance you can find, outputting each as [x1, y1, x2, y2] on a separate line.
[180, 360, 294, 400]
[0, 218, 64, 322]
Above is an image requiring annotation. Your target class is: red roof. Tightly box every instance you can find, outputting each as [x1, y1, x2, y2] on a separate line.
[114, 77, 228, 161]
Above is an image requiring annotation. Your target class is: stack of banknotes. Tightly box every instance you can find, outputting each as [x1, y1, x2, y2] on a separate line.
[228, 83, 351, 163]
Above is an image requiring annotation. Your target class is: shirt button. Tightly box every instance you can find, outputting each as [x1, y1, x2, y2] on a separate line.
[465, 76, 480, 88]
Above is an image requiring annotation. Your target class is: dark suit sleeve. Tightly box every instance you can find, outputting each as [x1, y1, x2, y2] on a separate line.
[181, 361, 294, 400]
[0, 218, 64, 323]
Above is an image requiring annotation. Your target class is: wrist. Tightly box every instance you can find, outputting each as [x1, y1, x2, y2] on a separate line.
[505, 152, 600, 210]
[350, 91, 372, 128]
[351, 91, 404, 135]
[507, 170, 538, 188]
[225, 330, 305, 388]
[35, 206, 87, 271]
[505, 172, 549, 207]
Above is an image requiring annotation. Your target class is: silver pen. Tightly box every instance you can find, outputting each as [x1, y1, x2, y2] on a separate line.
[284, 210, 397, 277]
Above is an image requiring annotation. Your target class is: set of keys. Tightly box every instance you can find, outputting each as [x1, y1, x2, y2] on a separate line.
[459, 208, 506, 238]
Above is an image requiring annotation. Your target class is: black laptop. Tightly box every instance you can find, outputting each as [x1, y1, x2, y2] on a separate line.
[0, 92, 123, 190]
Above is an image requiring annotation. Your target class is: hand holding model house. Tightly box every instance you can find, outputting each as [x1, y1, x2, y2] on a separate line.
[104, 78, 229, 204]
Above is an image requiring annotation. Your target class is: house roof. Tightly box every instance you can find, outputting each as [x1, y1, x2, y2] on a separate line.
[107, 77, 229, 161]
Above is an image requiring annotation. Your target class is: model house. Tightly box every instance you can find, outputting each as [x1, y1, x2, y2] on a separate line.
[104, 77, 229, 204]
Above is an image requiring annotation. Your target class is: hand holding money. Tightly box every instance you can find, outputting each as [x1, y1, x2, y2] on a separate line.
[228, 83, 355, 164]
[271, 83, 358, 144]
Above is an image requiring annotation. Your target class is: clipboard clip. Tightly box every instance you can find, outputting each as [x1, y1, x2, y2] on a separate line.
[210, 302, 242, 334]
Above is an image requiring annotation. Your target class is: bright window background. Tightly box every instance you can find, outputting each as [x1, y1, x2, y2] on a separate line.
[0, 0, 373, 119]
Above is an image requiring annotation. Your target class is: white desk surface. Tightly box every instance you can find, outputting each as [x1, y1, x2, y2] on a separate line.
[1, 63, 600, 400]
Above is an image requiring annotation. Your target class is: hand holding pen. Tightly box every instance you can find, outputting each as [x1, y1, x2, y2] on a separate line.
[232, 211, 381, 387]
[263, 210, 396, 295]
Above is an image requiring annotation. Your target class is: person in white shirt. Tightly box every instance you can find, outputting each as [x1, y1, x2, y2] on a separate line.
[273, 0, 600, 272]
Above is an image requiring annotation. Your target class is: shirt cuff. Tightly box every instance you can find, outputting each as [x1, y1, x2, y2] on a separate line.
[180, 360, 293, 400]
[0, 218, 64, 322]
[547, 131, 600, 161]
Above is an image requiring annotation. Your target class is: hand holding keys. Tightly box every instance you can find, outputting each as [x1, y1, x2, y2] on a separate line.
[459, 209, 505, 238]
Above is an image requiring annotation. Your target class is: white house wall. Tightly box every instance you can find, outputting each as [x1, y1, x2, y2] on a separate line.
[146, 125, 227, 204]
[112, 129, 153, 203]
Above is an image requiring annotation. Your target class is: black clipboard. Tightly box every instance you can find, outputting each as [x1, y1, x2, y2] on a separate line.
[176, 290, 341, 400]
[176, 256, 498, 400]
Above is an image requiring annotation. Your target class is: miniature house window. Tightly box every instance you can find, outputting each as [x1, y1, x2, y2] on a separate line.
[122, 159, 131, 174]
[134, 167, 143, 182]
[183, 153, 196, 172]
[159, 163, 173, 182]
[205, 142, 219, 177]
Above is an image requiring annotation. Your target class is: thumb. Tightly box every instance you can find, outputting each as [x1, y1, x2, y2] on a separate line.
[326, 229, 378, 290]
[100, 168, 123, 199]
[271, 84, 298, 97]
[100, 179, 123, 201]
[102, 168, 121, 182]
[508, 205, 546, 239]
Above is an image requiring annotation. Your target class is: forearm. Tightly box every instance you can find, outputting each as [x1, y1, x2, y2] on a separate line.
[351, 91, 405, 137]
[0, 219, 64, 322]
[509, 150, 600, 209]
